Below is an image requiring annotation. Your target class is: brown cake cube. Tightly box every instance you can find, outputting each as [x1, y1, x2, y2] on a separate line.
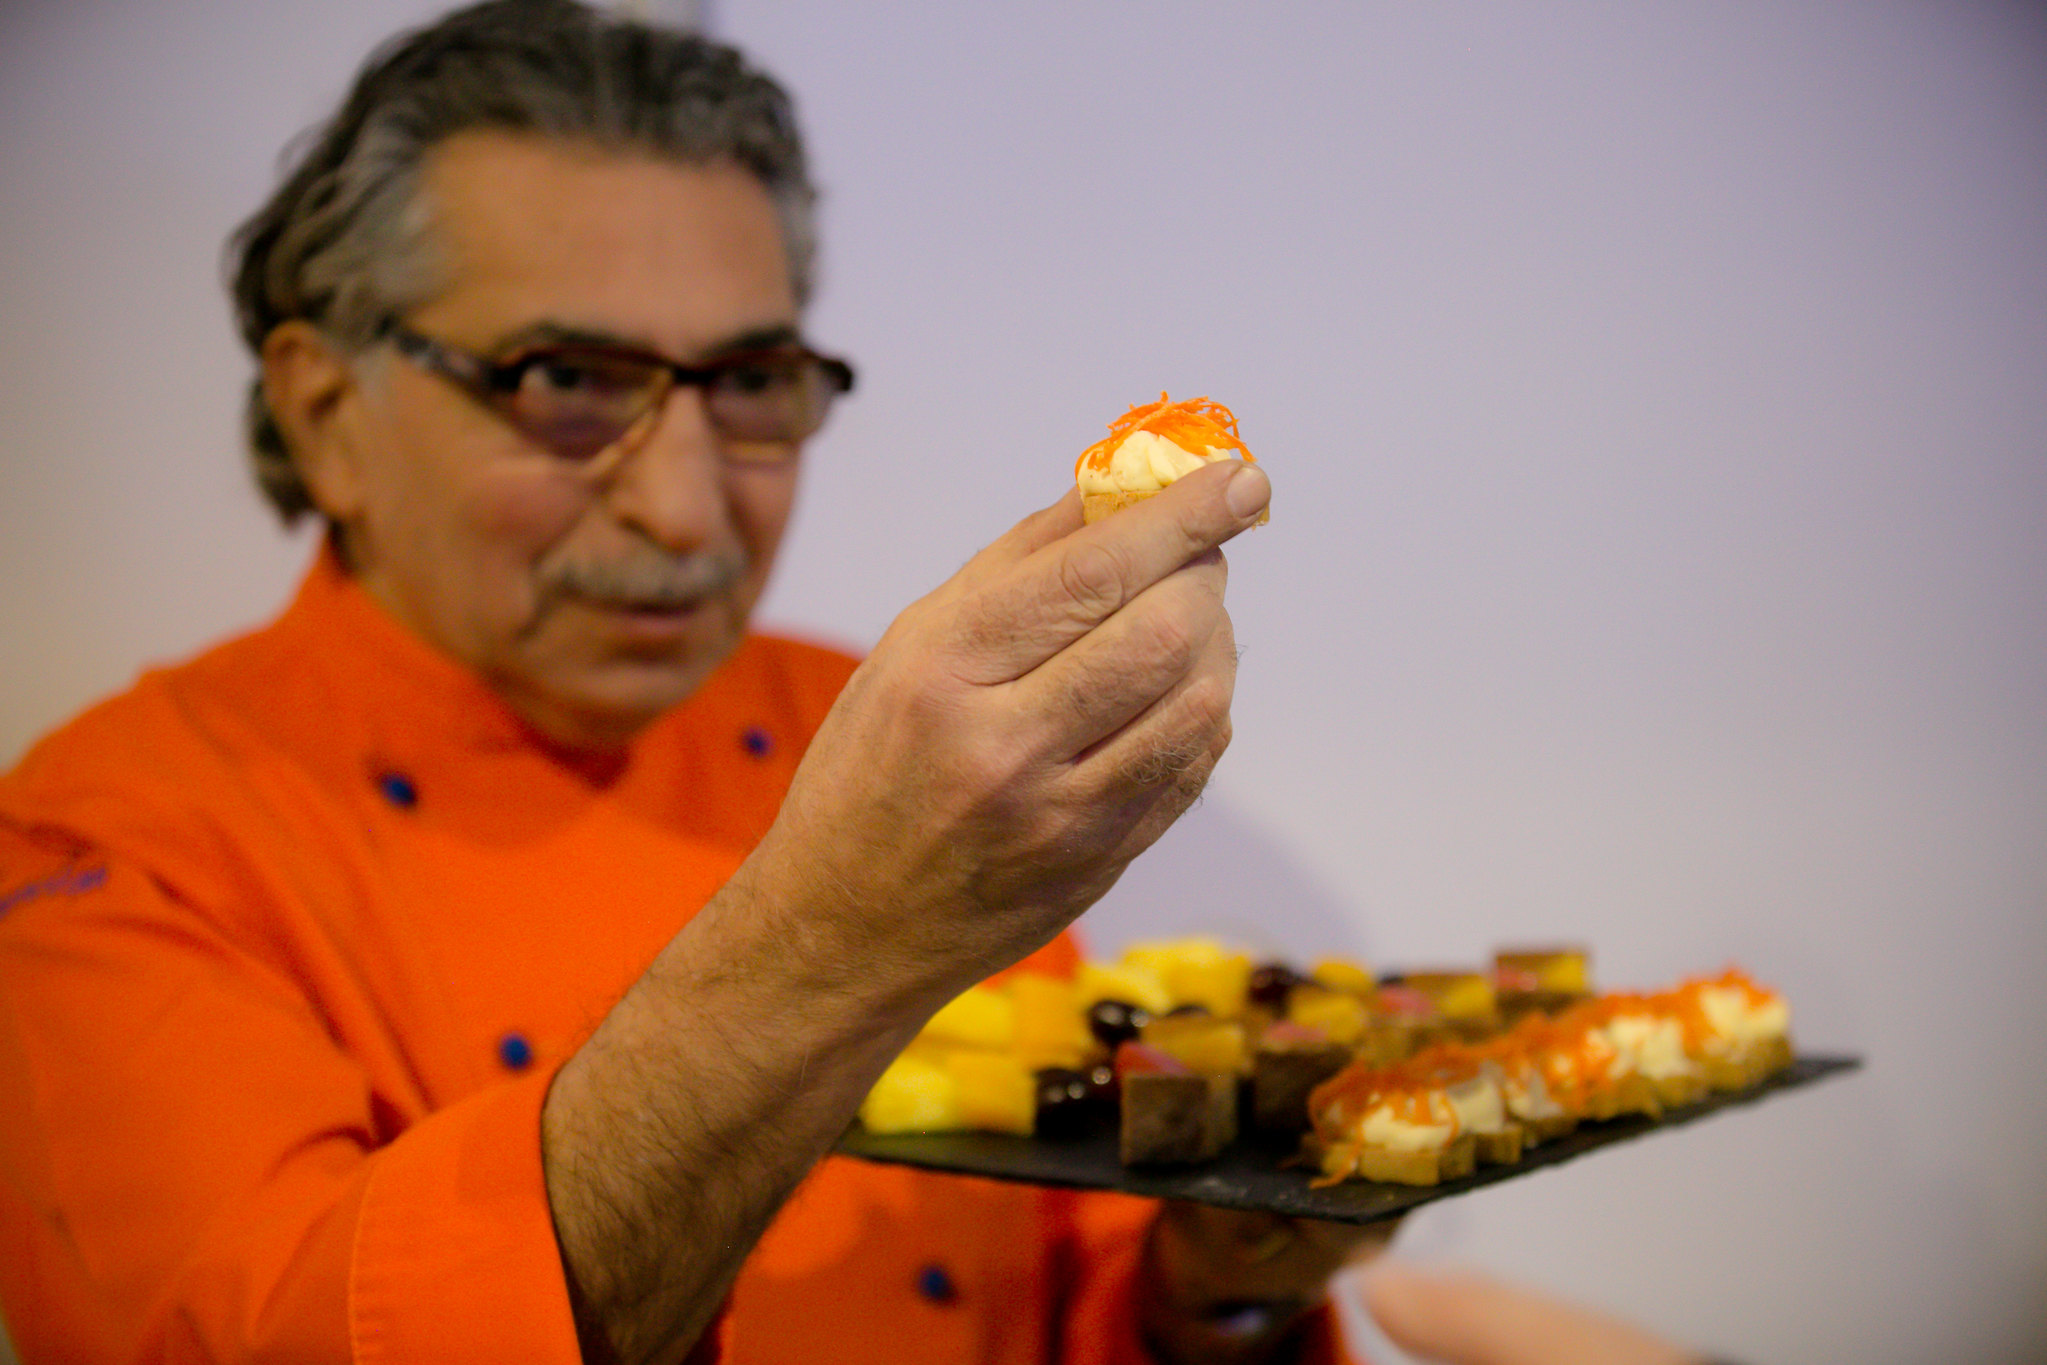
[1249, 1031, 1354, 1136]
[1119, 1070, 1238, 1166]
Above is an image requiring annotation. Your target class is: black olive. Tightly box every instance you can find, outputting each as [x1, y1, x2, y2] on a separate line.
[1248, 962, 1304, 1010]
[1087, 999, 1151, 1050]
[1033, 1067, 1103, 1140]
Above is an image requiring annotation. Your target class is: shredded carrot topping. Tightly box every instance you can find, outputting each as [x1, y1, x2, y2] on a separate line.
[1075, 392, 1256, 479]
[1307, 964, 1791, 1158]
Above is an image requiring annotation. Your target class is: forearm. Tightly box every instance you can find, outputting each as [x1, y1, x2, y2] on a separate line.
[542, 471, 1269, 1365]
[540, 842, 940, 1365]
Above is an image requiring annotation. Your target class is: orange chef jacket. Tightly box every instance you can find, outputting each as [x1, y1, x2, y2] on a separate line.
[0, 548, 1348, 1364]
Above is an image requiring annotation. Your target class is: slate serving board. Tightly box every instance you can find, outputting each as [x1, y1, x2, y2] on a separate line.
[837, 1054, 1859, 1225]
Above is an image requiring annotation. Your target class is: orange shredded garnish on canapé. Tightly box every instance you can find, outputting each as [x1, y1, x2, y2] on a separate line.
[1306, 963, 1794, 1186]
[1075, 392, 1256, 478]
[1666, 968, 1782, 1049]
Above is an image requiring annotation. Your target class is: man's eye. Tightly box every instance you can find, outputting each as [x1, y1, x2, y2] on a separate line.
[538, 361, 592, 392]
[531, 360, 612, 396]
[717, 360, 799, 395]
[519, 355, 648, 401]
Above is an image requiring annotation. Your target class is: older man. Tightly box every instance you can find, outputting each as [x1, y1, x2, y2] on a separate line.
[0, 2, 1365, 1362]
[0, 5, 1716, 1365]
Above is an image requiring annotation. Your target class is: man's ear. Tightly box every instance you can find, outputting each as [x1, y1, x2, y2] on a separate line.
[261, 321, 368, 520]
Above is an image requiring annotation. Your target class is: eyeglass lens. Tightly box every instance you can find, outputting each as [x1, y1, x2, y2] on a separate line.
[506, 350, 837, 461]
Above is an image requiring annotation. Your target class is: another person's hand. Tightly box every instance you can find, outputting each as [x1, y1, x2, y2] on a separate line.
[754, 458, 1271, 1006]
[1138, 1203, 1399, 1365]
[1359, 1263, 1698, 1365]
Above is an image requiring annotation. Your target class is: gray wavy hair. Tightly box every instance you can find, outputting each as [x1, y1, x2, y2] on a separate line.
[226, 0, 817, 523]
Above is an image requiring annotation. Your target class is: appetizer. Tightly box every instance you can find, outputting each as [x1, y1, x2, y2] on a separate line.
[1307, 1063, 1479, 1188]
[1494, 945, 1594, 1022]
[1075, 393, 1266, 524]
[855, 941, 1796, 1195]
[1309, 968, 1794, 1186]
[1390, 969, 1502, 1042]
[1249, 1020, 1354, 1137]
[1117, 1042, 1239, 1166]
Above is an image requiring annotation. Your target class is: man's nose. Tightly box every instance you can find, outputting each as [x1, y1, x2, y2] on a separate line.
[602, 386, 730, 550]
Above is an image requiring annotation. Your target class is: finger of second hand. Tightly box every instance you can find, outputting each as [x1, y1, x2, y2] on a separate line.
[946, 464, 1261, 686]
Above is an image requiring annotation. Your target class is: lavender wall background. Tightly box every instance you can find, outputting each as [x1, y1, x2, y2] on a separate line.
[3, 3, 2043, 1362]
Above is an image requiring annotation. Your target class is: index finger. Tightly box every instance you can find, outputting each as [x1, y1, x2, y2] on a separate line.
[947, 460, 1270, 684]
[943, 486, 1085, 599]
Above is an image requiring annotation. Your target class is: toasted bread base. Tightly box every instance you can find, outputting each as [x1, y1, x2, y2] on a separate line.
[1473, 1126, 1526, 1166]
[1585, 1073, 1661, 1120]
[1351, 1134, 1478, 1187]
[1081, 482, 1270, 526]
[1518, 1112, 1578, 1144]
[1653, 1072, 1709, 1109]
[1082, 490, 1154, 524]
[1705, 1035, 1795, 1091]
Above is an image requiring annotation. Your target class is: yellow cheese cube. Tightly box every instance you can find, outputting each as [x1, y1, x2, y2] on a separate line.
[922, 984, 1016, 1050]
[859, 1053, 961, 1133]
[1140, 1014, 1249, 1076]
[1405, 971, 1498, 1021]
[1009, 972, 1094, 1071]
[1168, 953, 1252, 1017]
[1285, 984, 1370, 1046]
[944, 1050, 1037, 1136]
[1494, 947, 1592, 994]
[1076, 960, 1173, 1017]
[1310, 958, 1377, 1000]
[1120, 937, 1252, 1016]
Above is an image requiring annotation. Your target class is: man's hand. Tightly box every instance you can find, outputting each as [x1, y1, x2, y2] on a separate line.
[754, 457, 1273, 1009]
[1138, 1204, 1399, 1365]
[1358, 1264, 1698, 1365]
[543, 460, 1271, 1365]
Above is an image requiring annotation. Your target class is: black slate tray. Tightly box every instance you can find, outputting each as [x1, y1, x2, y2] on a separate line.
[837, 1054, 1859, 1225]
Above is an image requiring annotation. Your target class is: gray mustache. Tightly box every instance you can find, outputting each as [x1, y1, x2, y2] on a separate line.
[539, 551, 745, 610]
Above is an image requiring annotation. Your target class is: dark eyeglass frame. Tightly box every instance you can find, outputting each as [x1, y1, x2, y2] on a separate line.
[385, 323, 855, 467]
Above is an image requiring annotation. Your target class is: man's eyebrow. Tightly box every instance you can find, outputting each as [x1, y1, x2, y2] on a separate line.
[483, 320, 805, 358]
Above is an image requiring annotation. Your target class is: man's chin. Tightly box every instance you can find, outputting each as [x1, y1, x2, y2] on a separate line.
[508, 650, 739, 753]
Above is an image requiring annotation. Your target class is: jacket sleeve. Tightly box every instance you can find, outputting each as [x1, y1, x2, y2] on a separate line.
[0, 823, 589, 1365]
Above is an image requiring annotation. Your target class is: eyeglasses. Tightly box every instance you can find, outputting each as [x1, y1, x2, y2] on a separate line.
[386, 324, 855, 466]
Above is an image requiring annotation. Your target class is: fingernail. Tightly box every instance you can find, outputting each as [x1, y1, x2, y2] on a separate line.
[1225, 463, 1271, 521]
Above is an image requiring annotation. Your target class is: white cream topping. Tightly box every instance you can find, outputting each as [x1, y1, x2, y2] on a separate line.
[1358, 1092, 1459, 1153]
[1078, 429, 1236, 495]
[1699, 986, 1791, 1048]
[1492, 1059, 1564, 1120]
[1444, 1074, 1506, 1133]
[1603, 1014, 1696, 1081]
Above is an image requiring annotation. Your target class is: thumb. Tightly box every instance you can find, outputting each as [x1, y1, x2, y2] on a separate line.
[1357, 1262, 1693, 1365]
